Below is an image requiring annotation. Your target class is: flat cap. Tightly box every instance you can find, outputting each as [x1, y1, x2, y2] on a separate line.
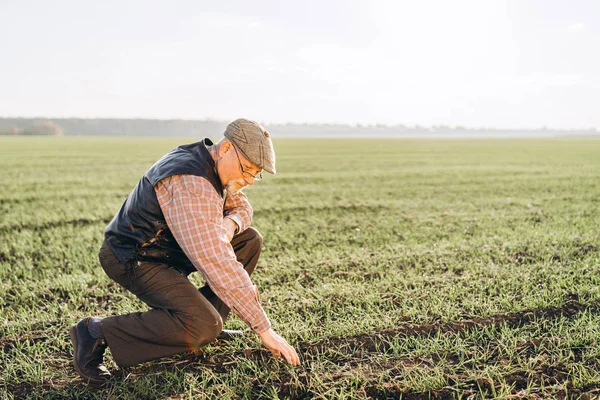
[224, 118, 276, 174]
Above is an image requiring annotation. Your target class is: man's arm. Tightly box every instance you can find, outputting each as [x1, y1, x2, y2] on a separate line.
[222, 190, 300, 364]
[223, 190, 253, 237]
[156, 175, 270, 333]
[156, 175, 299, 365]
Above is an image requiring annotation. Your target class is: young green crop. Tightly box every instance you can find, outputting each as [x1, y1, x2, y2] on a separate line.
[1, 137, 599, 399]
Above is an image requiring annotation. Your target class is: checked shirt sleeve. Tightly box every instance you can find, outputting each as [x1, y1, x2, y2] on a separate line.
[223, 190, 253, 234]
[155, 175, 271, 333]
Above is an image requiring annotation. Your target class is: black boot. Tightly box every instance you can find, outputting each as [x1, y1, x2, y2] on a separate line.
[70, 318, 111, 384]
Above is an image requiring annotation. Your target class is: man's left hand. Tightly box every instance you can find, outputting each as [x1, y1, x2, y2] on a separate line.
[223, 217, 238, 242]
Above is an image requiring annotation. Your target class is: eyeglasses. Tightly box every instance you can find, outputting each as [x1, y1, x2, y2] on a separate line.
[232, 145, 263, 182]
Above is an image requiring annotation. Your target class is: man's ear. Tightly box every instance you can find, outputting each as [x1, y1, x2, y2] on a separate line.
[218, 140, 233, 158]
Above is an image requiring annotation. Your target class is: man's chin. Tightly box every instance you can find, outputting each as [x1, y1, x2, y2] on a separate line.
[225, 180, 245, 195]
[225, 186, 240, 195]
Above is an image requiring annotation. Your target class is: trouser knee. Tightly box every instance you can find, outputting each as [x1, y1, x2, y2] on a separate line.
[185, 311, 223, 346]
[242, 227, 263, 253]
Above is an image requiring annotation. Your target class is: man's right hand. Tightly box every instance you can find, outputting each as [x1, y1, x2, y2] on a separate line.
[259, 328, 300, 366]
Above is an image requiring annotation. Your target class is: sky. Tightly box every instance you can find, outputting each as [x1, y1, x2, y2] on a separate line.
[1, 0, 598, 129]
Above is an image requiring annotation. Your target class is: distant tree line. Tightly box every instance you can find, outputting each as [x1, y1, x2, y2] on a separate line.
[0, 118, 597, 137]
[0, 120, 64, 136]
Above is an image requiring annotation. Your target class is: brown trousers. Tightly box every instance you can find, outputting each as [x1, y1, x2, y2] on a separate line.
[99, 228, 262, 367]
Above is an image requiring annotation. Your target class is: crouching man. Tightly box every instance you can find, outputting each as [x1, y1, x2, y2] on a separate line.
[70, 118, 300, 383]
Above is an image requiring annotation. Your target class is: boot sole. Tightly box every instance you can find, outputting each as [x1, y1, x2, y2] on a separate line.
[70, 324, 107, 384]
[217, 329, 245, 341]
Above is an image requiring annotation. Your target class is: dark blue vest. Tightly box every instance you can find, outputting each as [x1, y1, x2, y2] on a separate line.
[104, 138, 223, 271]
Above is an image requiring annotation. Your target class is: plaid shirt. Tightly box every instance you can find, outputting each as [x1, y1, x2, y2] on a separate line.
[154, 174, 271, 333]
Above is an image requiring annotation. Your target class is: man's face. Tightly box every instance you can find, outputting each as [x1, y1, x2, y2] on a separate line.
[218, 141, 262, 195]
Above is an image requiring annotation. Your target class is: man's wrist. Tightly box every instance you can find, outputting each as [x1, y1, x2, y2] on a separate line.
[253, 318, 272, 335]
[258, 327, 273, 337]
[224, 216, 240, 234]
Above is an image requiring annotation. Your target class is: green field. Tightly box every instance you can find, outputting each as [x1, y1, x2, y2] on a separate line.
[1, 136, 600, 399]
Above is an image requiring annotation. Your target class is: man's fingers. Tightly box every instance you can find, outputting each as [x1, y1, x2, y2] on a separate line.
[263, 333, 300, 366]
[282, 343, 294, 364]
[280, 342, 299, 366]
[289, 345, 300, 366]
[270, 349, 281, 359]
[279, 345, 292, 364]
[279, 339, 299, 365]
[289, 345, 300, 365]
[271, 341, 293, 365]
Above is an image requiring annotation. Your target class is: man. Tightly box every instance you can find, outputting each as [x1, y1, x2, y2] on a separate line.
[70, 118, 300, 383]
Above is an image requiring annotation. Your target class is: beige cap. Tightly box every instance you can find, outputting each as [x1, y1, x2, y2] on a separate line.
[224, 118, 276, 174]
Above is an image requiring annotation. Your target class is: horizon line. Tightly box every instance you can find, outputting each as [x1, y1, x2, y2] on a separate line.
[0, 115, 597, 132]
